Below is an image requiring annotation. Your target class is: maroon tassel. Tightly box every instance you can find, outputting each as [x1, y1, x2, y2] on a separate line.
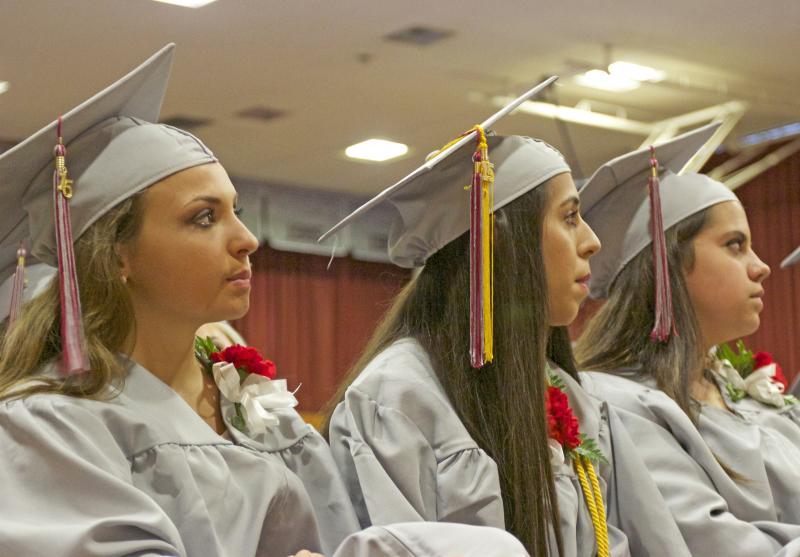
[8, 244, 26, 325]
[470, 149, 484, 368]
[53, 117, 89, 375]
[648, 146, 677, 342]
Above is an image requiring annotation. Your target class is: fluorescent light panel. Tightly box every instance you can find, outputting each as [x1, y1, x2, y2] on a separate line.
[0, 81, 8, 95]
[740, 122, 800, 146]
[574, 69, 640, 92]
[574, 61, 665, 92]
[608, 61, 665, 83]
[152, 0, 218, 8]
[345, 139, 408, 162]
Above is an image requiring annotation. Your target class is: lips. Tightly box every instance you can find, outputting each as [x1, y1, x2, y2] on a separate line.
[227, 269, 252, 282]
[576, 273, 592, 285]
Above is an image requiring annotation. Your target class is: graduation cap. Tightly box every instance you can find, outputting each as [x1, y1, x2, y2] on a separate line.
[319, 77, 570, 368]
[0, 44, 217, 374]
[580, 123, 737, 341]
[780, 246, 800, 269]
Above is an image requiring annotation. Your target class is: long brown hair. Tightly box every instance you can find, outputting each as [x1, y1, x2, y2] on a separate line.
[0, 194, 144, 400]
[324, 182, 576, 556]
[575, 209, 708, 418]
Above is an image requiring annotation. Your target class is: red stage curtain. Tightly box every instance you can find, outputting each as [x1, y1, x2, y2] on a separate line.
[233, 246, 410, 413]
[736, 150, 800, 384]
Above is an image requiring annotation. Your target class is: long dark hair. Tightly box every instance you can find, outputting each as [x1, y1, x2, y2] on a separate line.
[575, 209, 708, 418]
[324, 182, 577, 556]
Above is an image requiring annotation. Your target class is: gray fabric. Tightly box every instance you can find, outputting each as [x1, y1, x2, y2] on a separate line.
[329, 338, 689, 556]
[0, 43, 216, 282]
[781, 246, 800, 269]
[579, 123, 737, 298]
[386, 135, 569, 267]
[223, 401, 361, 555]
[0, 361, 322, 556]
[332, 522, 531, 557]
[581, 371, 800, 556]
[705, 373, 800, 524]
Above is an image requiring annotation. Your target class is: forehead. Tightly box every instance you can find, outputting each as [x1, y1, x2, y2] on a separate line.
[142, 162, 235, 205]
[546, 172, 577, 201]
[704, 200, 748, 231]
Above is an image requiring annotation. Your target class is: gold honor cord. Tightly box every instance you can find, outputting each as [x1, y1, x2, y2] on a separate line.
[574, 456, 610, 557]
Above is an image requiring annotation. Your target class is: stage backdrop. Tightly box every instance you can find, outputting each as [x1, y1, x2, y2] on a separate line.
[233, 246, 410, 416]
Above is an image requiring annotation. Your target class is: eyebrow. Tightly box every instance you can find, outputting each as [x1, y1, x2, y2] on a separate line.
[183, 194, 239, 208]
[559, 195, 580, 208]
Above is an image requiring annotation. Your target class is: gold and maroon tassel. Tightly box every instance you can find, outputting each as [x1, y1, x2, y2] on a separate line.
[647, 146, 676, 342]
[53, 117, 89, 375]
[469, 126, 494, 368]
[8, 243, 27, 325]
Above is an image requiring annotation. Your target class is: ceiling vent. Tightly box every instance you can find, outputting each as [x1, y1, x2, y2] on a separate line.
[160, 115, 212, 129]
[384, 26, 454, 46]
[236, 106, 286, 122]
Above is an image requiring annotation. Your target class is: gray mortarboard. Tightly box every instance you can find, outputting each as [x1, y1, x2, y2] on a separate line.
[581, 122, 737, 299]
[0, 43, 216, 373]
[319, 77, 570, 367]
[780, 246, 800, 269]
[580, 122, 737, 340]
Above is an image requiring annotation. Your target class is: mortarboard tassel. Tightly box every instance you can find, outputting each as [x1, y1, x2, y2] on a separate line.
[469, 126, 495, 368]
[430, 126, 495, 368]
[647, 146, 677, 342]
[53, 117, 90, 375]
[8, 243, 27, 326]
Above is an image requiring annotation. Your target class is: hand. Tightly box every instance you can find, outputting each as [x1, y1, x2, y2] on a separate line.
[287, 551, 324, 557]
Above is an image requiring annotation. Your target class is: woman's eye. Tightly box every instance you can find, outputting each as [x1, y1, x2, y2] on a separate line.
[726, 239, 744, 251]
[565, 211, 579, 226]
[193, 209, 215, 227]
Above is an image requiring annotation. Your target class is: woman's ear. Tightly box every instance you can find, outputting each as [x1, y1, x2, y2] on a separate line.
[115, 242, 132, 281]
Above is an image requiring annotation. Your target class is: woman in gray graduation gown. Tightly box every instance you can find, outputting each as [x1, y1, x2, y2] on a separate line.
[574, 124, 800, 556]
[0, 44, 529, 557]
[320, 81, 690, 557]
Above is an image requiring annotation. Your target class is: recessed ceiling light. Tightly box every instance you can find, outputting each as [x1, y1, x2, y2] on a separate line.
[608, 61, 665, 83]
[345, 139, 408, 162]
[0, 81, 9, 95]
[152, 0, 218, 8]
[574, 69, 640, 92]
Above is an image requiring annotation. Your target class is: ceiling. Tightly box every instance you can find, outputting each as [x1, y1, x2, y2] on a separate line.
[1, 0, 798, 195]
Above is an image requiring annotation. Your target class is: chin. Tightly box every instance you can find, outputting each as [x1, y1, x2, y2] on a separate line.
[549, 303, 579, 327]
[725, 315, 760, 342]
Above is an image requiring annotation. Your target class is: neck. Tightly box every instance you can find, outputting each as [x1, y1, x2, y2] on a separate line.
[127, 305, 200, 390]
[127, 305, 226, 434]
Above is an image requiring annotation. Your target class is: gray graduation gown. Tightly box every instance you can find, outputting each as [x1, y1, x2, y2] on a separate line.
[221, 401, 361, 555]
[336, 522, 529, 556]
[700, 372, 800, 524]
[0, 362, 322, 557]
[329, 338, 689, 557]
[581, 371, 800, 556]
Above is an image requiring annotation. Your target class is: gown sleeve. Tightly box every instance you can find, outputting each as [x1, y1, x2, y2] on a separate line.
[0, 397, 187, 557]
[226, 406, 360, 556]
[329, 384, 504, 529]
[582, 372, 800, 557]
[332, 522, 530, 557]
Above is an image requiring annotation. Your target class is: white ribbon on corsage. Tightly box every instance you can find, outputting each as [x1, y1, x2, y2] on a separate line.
[212, 361, 299, 434]
[548, 438, 565, 467]
[719, 360, 786, 408]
